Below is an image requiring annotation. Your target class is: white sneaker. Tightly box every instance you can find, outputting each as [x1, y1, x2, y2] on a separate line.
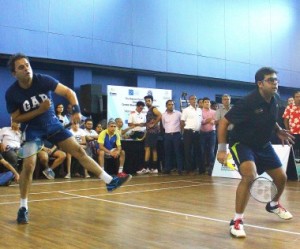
[266, 202, 293, 220]
[229, 219, 246, 238]
[64, 173, 71, 179]
[149, 169, 158, 174]
[136, 168, 149, 175]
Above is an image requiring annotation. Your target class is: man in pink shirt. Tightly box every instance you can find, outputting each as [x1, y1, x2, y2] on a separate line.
[200, 97, 216, 175]
[161, 100, 183, 174]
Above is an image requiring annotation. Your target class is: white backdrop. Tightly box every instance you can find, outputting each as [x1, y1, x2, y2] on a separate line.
[107, 85, 172, 127]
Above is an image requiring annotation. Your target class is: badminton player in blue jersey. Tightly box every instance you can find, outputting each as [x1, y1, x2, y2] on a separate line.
[5, 53, 132, 224]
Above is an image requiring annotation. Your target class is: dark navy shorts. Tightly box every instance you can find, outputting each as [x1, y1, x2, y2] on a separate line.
[229, 142, 282, 175]
[145, 132, 159, 148]
[23, 119, 73, 145]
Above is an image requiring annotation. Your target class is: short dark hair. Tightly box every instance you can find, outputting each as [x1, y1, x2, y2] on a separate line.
[85, 118, 93, 124]
[144, 95, 153, 101]
[203, 97, 210, 102]
[255, 67, 278, 85]
[7, 53, 29, 72]
[136, 101, 145, 107]
[293, 91, 300, 98]
[165, 100, 174, 106]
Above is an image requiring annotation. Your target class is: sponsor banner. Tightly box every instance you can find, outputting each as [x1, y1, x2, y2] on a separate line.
[107, 85, 172, 127]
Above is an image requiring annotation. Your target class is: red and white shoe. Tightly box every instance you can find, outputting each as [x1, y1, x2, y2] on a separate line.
[229, 219, 246, 238]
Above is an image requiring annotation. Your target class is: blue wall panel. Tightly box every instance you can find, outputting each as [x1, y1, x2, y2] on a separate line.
[197, 0, 225, 59]
[132, 0, 167, 50]
[49, 0, 94, 38]
[132, 47, 166, 72]
[0, 27, 48, 57]
[167, 0, 198, 54]
[48, 33, 93, 63]
[167, 52, 197, 75]
[92, 40, 133, 68]
[225, 1, 250, 63]
[226, 61, 250, 82]
[0, 0, 49, 32]
[198, 56, 226, 79]
[93, 0, 133, 44]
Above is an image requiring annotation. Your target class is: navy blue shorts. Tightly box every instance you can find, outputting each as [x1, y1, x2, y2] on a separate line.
[145, 133, 159, 148]
[229, 142, 282, 175]
[23, 119, 73, 145]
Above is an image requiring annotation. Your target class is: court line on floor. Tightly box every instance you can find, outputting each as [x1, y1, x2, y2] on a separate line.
[60, 191, 300, 237]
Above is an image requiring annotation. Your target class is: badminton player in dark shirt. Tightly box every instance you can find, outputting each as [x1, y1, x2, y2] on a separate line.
[5, 53, 131, 224]
[217, 67, 294, 238]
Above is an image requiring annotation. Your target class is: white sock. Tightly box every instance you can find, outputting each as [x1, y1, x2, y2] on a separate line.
[99, 171, 113, 184]
[20, 198, 28, 210]
[234, 213, 244, 221]
[270, 201, 279, 207]
[118, 166, 123, 173]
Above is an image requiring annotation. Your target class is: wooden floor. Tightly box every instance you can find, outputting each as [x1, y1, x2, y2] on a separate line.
[0, 174, 299, 249]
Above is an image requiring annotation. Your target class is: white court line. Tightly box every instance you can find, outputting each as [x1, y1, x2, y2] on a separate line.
[61, 191, 300, 237]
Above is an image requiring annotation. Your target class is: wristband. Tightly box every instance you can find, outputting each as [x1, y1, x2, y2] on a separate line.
[218, 143, 227, 151]
[72, 104, 81, 114]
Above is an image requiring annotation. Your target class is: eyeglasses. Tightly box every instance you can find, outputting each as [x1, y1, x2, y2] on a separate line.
[262, 77, 280, 85]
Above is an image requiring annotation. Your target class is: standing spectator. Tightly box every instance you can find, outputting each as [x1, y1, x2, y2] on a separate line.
[197, 98, 204, 109]
[161, 100, 183, 174]
[98, 120, 126, 175]
[181, 95, 202, 174]
[128, 101, 146, 139]
[0, 120, 22, 171]
[200, 97, 216, 175]
[137, 95, 162, 174]
[282, 91, 300, 158]
[215, 94, 233, 141]
[55, 103, 69, 126]
[287, 97, 294, 106]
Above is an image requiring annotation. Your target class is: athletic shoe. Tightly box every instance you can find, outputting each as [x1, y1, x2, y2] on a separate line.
[64, 173, 71, 179]
[149, 169, 158, 174]
[265, 202, 293, 220]
[42, 168, 55, 180]
[136, 168, 149, 175]
[229, 219, 246, 238]
[17, 207, 29, 224]
[117, 172, 128, 177]
[85, 174, 91, 178]
[106, 174, 132, 192]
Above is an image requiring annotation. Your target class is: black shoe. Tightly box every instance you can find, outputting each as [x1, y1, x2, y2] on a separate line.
[106, 174, 132, 192]
[17, 207, 29, 224]
[162, 171, 171, 175]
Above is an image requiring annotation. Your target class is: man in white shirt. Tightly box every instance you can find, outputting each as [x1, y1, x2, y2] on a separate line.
[128, 101, 146, 139]
[180, 95, 203, 174]
[0, 121, 22, 170]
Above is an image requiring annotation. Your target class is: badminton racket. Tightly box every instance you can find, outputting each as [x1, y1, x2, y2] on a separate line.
[225, 153, 277, 203]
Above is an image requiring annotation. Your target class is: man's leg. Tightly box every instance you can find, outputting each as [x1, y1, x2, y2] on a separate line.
[58, 137, 131, 191]
[17, 155, 37, 224]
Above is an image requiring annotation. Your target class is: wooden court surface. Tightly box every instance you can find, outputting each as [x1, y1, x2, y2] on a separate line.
[0, 174, 299, 249]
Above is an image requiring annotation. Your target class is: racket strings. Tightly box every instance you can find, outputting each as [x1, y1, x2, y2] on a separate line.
[250, 178, 277, 203]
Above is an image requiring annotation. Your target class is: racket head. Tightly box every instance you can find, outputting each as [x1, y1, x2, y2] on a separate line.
[17, 139, 44, 159]
[249, 177, 277, 203]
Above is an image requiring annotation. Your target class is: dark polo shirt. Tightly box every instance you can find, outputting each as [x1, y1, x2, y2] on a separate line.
[225, 89, 279, 148]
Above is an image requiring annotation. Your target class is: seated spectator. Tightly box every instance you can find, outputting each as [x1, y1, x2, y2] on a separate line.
[95, 123, 103, 134]
[0, 121, 22, 171]
[115, 118, 132, 139]
[0, 152, 19, 186]
[65, 122, 88, 179]
[55, 103, 70, 126]
[84, 118, 99, 161]
[38, 141, 66, 180]
[98, 120, 126, 175]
